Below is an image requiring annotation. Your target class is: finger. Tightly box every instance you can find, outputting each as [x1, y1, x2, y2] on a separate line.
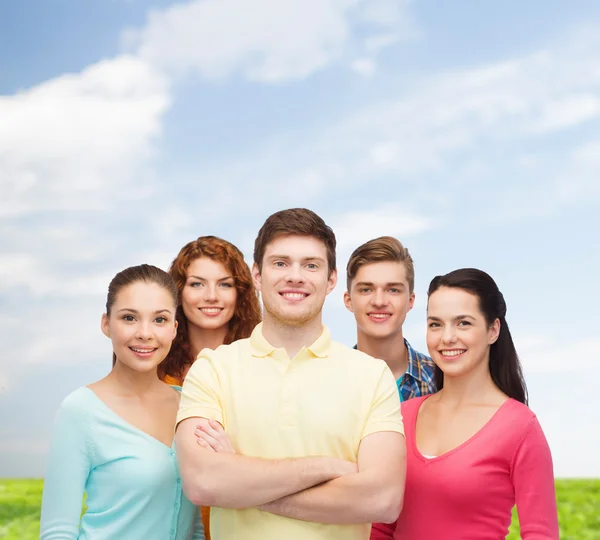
[196, 439, 216, 452]
[196, 423, 220, 439]
[198, 433, 221, 451]
[208, 419, 224, 432]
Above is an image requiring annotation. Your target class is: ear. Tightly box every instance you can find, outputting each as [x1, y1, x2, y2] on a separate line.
[172, 318, 178, 341]
[488, 318, 501, 345]
[325, 268, 338, 296]
[101, 313, 110, 338]
[343, 290, 354, 313]
[408, 292, 416, 312]
[252, 263, 262, 293]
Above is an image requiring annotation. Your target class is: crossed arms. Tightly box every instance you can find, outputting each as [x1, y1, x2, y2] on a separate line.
[175, 418, 406, 524]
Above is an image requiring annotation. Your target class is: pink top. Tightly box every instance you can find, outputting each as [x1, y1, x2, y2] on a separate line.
[371, 395, 559, 540]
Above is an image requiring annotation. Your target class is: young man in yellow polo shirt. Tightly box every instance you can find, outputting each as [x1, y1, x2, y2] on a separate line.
[176, 208, 406, 540]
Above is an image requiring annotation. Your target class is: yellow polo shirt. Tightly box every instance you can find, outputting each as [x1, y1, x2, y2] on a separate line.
[177, 323, 403, 540]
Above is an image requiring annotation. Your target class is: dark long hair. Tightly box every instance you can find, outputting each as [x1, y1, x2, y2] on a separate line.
[427, 268, 528, 404]
[107, 264, 178, 367]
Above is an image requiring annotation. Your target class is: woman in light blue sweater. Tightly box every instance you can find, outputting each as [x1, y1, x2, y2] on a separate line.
[40, 264, 204, 540]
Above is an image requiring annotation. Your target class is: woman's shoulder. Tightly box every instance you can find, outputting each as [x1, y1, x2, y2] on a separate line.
[401, 394, 430, 417]
[57, 386, 97, 413]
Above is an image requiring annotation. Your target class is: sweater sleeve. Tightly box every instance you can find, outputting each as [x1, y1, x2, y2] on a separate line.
[40, 393, 93, 540]
[511, 416, 560, 540]
[369, 520, 397, 540]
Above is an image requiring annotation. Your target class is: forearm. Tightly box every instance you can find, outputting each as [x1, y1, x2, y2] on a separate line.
[259, 469, 403, 525]
[181, 451, 342, 509]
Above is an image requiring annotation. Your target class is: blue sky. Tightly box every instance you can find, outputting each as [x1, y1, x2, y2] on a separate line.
[1, 0, 599, 478]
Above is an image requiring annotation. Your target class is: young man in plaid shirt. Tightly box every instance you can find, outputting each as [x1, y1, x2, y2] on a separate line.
[344, 237, 435, 402]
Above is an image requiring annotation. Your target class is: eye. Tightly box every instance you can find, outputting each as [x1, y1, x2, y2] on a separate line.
[219, 282, 234, 288]
[458, 320, 472, 327]
[122, 314, 136, 322]
[428, 322, 441, 328]
[389, 288, 401, 293]
[306, 263, 318, 270]
[274, 261, 286, 267]
[155, 316, 168, 324]
[359, 288, 371, 293]
[189, 281, 203, 287]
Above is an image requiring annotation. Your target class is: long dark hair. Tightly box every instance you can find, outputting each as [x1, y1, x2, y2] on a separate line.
[427, 268, 528, 404]
[107, 264, 178, 367]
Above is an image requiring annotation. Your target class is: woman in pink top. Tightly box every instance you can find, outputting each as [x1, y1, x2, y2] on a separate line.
[371, 268, 559, 540]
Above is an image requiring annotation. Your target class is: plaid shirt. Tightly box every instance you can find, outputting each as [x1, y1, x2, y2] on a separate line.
[354, 339, 436, 401]
[397, 339, 436, 402]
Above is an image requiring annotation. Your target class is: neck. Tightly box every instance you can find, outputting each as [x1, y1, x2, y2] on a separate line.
[262, 311, 323, 359]
[107, 362, 162, 396]
[187, 323, 229, 359]
[356, 329, 408, 380]
[438, 360, 498, 406]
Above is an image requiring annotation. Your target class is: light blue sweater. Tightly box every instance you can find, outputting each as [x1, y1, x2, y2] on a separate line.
[40, 387, 204, 540]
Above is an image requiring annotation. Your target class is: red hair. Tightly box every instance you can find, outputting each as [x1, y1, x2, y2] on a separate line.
[159, 236, 261, 381]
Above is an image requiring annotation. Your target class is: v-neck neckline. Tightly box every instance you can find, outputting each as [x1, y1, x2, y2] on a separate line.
[412, 395, 514, 463]
[84, 387, 176, 451]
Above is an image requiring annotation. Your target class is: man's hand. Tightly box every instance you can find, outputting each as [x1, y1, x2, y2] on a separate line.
[194, 418, 236, 454]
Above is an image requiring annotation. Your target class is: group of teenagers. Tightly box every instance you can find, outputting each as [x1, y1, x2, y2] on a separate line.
[39, 208, 560, 539]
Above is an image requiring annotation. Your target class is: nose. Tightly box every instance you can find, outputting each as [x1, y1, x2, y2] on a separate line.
[135, 321, 153, 340]
[204, 283, 218, 302]
[285, 263, 304, 283]
[372, 288, 386, 307]
[441, 324, 457, 344]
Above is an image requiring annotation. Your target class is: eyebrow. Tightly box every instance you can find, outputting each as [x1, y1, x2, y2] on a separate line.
[267, 255, 327, 263]
[116, 309, 173, 314]
[354, 281, 406, 288]
[427, 314, 476, 321]
[188, 275, 233, 282]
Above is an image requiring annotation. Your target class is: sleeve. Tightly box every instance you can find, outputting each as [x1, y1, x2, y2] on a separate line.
[40, 393, 93, 539]
[191, 509, 206, 540]
[177, 350, 224, 426]
[361, 363, 404, 439]
[511, 416, 560, 540]
[370, 520, 397, 540]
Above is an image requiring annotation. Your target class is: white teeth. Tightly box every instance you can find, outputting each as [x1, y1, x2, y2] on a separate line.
[201, 308, 222, 313]
[369, 313, 390, 319]
[441, 350, 465, 357]
[131, 348, 154, 353]
[283, 293, 305, 300]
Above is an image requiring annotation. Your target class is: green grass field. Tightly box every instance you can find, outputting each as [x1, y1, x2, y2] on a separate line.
[1, 478, 599, 539]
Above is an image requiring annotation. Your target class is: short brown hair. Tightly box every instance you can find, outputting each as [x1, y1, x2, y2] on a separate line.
[346, 236, 415, 293]
[254, 208, 336, 276]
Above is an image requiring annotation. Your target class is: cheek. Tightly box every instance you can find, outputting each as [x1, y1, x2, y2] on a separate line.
[426, 329, 439, 348]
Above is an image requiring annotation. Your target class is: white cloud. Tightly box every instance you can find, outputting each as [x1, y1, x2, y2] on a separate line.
[517, 335, 600, 374]
[0, 55, 170, 219]
[331, 204, 433, 255]
[351, 57, 376, 77]
[124, 0, 413, 82]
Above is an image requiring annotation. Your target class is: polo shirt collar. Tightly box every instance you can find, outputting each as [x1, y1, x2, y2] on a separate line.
[250, 322, 331, 358]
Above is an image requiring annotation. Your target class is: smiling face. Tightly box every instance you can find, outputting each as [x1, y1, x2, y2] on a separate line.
[102, 281, 178, 373]
[253, 234, 337, 328]
[426, 286, 500, 380]
[180, 257, 238, 333]
[344, 261, 415, 341]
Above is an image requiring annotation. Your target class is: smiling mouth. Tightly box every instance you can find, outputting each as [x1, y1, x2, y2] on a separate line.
[199, 307, 224, 315]
[440, 349, 466, 358]
[367, 313, 391, 321]
[129, 347, 157, 356]
[280, 292, 308, 301]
